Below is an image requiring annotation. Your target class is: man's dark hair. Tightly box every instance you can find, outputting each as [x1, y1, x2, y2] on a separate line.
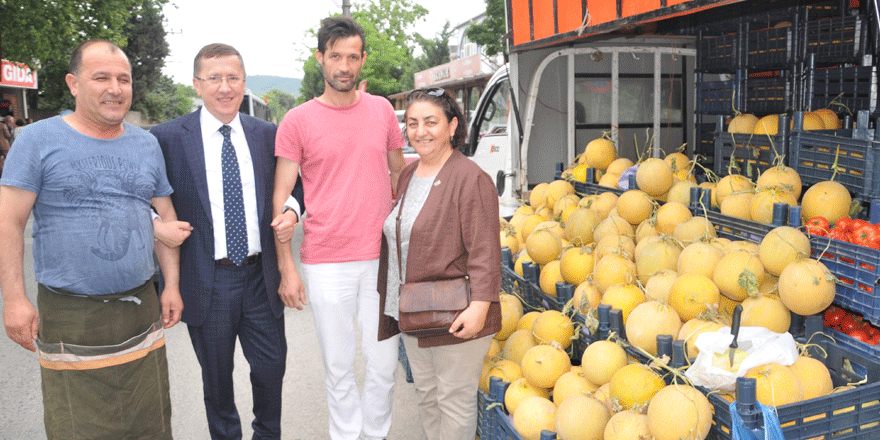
[69, 40, 125, 75]
[317, 16, 366, 54]
[193, 43, 246, 77]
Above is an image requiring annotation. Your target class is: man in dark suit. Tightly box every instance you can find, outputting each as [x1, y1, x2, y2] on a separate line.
[151, 43, 306, 440]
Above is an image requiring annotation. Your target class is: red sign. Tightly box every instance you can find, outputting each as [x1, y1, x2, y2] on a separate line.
[1, 60, 38, 89]
[414, 54, 482, 88]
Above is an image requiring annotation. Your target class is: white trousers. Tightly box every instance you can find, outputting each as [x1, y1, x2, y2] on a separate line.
[402, 334, 492, 440]
[302, 260, 400, 440]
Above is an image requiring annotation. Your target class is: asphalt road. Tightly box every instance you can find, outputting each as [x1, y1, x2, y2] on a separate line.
[0, 219, 423, 440]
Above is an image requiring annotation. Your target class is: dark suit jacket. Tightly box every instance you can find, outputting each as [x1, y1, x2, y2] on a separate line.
[150, 110, 304, 327]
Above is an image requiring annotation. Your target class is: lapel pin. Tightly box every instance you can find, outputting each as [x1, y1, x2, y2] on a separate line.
[434, 180, 441, 186]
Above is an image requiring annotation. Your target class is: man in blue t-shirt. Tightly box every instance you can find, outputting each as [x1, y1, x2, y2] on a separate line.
[0, 40, 183, 439]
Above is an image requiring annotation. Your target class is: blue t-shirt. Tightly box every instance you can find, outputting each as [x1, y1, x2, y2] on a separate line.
[0, 116, 173, 295]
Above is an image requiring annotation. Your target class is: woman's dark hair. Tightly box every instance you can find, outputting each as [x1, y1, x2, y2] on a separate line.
[405, 88, 468, 150]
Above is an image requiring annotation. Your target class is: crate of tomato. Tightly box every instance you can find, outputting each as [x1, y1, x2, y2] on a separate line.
[806, 216, 880, 327]
[823, 305, 880, 348]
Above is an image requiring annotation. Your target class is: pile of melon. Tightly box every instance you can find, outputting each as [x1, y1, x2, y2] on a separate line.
[483, 292, 850, 440]
[482, 297, 718, 440]
[728, 110, 840, 136]
[556, 135, 855, 227]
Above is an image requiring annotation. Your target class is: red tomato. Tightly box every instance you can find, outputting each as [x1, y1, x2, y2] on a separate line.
[835, 217, 854, 233]
[870, 331, 880, 346]
[806, 217, 830, 236]
[850, 329, 871, 343]
[840, 315, 865, 334]
[850, 224, 879, 248]
[828, 228, 849, 242]
[824, 307, 846, 329]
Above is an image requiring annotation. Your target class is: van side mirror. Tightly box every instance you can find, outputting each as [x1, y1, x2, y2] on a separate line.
[496, 170, 506, 196]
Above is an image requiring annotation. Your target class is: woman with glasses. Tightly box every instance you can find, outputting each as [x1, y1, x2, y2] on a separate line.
[376, 88, 501, 440]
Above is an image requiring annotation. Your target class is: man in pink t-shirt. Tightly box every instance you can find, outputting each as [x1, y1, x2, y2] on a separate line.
[273, 16, 405, 440]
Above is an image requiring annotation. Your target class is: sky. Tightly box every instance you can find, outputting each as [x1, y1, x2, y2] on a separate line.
[161, 0, 487, 84]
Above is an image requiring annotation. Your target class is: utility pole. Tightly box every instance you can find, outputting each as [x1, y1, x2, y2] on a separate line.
[342, 0, 351, 17]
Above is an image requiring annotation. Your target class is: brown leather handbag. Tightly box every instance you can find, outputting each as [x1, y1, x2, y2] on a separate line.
[394, 181, 469, 338]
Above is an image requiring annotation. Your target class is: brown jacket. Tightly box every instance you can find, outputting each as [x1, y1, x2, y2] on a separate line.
[378, 149, 502, 347]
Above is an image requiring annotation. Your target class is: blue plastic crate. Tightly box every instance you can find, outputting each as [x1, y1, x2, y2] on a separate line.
[501, 262, 542, 313]
[697, 30, 741, 73]
[696, 77, 739, 115]
[743, 21, 797, 70]
[688, 187, 780, 242]
[477, 390, 491, 439]
[485, 378, 558, 440]
[521, 263, 574, 312]
[808, 63, 878, 116]
[807, 234, 880, 327]
[820, 324, 880, 362]
[744, 73, 794, 115]
[789, 111, 880, 199]
[704, 316, 880, 440]
[713, 114, 788, 180]
[570, 311, 597, 364]
[803, 15, 868, 65]
[553, 168, 625, 196]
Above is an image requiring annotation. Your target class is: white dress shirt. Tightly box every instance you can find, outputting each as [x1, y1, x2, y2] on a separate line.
[200, 108, 262, 260]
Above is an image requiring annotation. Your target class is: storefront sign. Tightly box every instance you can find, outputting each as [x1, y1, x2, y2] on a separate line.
[1, 60, 38, 89]
[415, 54, 481, 88]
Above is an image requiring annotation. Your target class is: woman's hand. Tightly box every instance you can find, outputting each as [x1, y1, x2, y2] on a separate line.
[450, 300, 491, 339]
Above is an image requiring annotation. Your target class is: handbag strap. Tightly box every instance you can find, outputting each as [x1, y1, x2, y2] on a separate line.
[395, 179, 409, 284]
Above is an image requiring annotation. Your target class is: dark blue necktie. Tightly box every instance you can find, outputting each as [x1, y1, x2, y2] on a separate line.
[219, 125, 248, 266]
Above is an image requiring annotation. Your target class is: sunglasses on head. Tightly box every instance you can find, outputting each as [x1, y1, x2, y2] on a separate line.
[407, 87, 449, 101]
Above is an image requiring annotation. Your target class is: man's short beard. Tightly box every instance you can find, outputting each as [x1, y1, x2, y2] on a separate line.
[327, 77, 357, 92]
[321, 65, 358, 93]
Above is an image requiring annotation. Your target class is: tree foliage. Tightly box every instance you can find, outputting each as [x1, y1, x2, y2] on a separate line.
[297, 54, 324, 105]
[0, 0, 171, 115]
[138, 75, 194, 124]
[123, 0, 170, 116]
[265, 89, 298, 124]
[0, 0, 138, 66]
[405, 22, 453, 88]
[296, 0, 428, 102]
[465, 0, 506, 57]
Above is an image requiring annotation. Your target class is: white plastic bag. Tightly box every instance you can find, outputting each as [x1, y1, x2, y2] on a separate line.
[684, 326, 799, 392]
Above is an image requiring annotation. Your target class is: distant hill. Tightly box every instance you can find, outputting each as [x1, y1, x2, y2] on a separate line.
[246, 75, 301, 97]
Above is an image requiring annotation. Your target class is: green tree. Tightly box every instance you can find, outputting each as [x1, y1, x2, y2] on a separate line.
[138, 75, 194, 123]
[0, 0, 171, 113]
[353, 0, 427, 97]
[297, 55, 324, 105]
[265, 88, 298, 124]
[123, 0, 170, 116]
[296, 0, 428, 102]
[465, 0, 506, 57]
[403, 22, 453, 89]
[0, 0, 138, 66]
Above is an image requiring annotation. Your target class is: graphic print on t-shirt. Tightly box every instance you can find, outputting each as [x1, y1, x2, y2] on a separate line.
[65, 155, 154, 261]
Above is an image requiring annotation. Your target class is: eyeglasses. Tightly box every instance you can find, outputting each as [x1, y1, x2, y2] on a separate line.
[194, 75, 244, 86]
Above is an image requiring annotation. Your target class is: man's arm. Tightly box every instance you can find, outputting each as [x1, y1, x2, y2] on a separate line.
[151, 210, 192, 248]
[271, 174, 306, 244]
[272, 157, 307, 310]
[152, 196, 184, 328]
[387, 148, 405, 196]
[0, 186, 39, 351]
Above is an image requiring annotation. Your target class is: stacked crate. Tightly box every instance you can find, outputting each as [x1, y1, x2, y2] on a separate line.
[694, 18, 742, 174]
[713, 7, 803, 179]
